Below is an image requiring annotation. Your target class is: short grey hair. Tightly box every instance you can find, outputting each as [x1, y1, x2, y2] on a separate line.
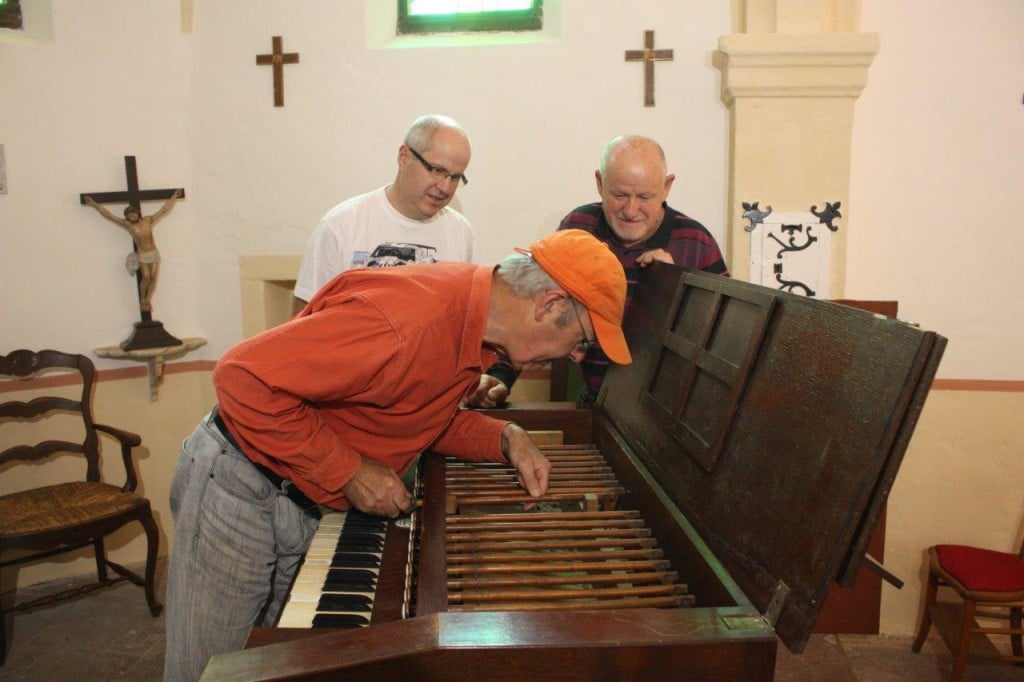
[497, 253, 577, 327]
[404, 114, 469, 152]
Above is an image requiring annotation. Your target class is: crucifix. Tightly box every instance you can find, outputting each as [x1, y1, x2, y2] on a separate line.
[80, 156, 185, 351]
[625, 30, 674, 107]
[256, 35, 300, 107]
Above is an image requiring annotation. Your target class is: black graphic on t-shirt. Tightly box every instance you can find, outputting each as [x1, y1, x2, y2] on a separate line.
[366, 242, 438, 267]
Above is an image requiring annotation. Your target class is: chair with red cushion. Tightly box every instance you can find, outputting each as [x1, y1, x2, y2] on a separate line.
[912, 539, 1024, 681]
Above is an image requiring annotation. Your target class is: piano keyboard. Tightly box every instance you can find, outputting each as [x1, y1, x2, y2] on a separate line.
[277, 509, 389, 629]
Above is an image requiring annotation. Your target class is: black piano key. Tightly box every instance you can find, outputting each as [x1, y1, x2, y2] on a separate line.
[317, 594, 373, 612]
[341, 523, 385, 533]
[341, 511, 388, 528]
[340, 526, 384, 536]
[312, 613, 370, 629]
[324, 568, 377, 582]
[339, 528, 384, 540]
[323, 578, 376, 592]
[329, 552, 380, 568]
[339, 523, 384, 535]
[333, 532, 384, 548]
[324, 568, 377, 592]
[332, 541, 382, 554]
[335, 535, 384, 552]
[329, 553, 381, 569]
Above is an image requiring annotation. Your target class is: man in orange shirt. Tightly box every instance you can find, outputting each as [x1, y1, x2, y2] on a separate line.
[164, 229, 632, 681]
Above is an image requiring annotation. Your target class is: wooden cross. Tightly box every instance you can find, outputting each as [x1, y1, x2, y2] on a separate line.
[256, 35, 300, 107]
[80, 156, 183, 215]
[625, 30, 674, 107]
[80, 156, 185, 349]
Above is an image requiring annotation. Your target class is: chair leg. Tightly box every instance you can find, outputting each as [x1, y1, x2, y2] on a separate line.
[140, 512, 163, 617]
[949, 599, 977, 682]
[912, 567, 939, 652]
[94, 537, 108, 582]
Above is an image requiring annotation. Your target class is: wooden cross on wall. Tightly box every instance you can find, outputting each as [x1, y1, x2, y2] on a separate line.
[80, 156, 185, 349]
[256, 35, 300, 107]
[80, 156, 183, 216]
[625, 30, 674, 107]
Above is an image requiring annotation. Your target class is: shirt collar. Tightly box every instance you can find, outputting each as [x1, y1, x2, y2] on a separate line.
[457, 265, 497, 372]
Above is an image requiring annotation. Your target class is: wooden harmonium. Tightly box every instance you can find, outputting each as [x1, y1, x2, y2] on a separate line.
[202, 264, 946, 681]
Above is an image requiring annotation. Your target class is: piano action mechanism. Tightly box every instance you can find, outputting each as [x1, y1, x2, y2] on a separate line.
[203, 264, 946, 681]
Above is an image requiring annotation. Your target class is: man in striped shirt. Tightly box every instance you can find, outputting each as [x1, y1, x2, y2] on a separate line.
[558, 135, 729, 403]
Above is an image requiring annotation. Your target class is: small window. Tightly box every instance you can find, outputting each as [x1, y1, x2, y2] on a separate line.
[1, 0, 23, 30]
[398, 0, 542, 35]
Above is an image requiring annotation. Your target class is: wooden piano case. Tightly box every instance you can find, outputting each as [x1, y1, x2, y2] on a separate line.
[203, 265, 945, 681]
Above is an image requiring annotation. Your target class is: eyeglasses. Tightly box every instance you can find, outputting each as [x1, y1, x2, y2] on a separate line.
[408, 147, 469, 186]
[568, 298, 598, 353]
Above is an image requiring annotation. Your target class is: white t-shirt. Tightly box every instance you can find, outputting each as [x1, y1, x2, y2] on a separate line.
[294, 186, 475, 302]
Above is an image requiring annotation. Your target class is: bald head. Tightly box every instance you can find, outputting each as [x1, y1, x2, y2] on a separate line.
[389, 114, 472, 221]
[404, 114, 471, 156]
[595, 135, 675, 246]
[599, 135, 667, 178]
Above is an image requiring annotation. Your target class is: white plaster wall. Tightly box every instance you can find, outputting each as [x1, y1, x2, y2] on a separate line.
[187, 0, 731, 361]
[0, 1, 731, 362]
[1, 1, 198, 357]
[5, 2, 1018, 382]
[850, 1, 1024, 635]
[850, 0, 1024, 379]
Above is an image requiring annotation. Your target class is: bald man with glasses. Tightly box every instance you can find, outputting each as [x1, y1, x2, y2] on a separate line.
[293, 114, 475, 314]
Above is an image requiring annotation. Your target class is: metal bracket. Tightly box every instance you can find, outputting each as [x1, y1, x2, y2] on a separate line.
[862, 553, 905, 589]
[764, 580, 791, 627]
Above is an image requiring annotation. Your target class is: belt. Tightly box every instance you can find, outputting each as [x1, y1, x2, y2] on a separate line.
[210, 406, 320, 516]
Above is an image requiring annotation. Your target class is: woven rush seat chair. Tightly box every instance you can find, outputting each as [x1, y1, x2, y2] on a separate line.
[912, 538, 1024, 681]
[0, 349, 161, 666]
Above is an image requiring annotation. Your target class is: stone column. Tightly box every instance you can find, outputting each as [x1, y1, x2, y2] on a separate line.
[716, 0, 877, 296]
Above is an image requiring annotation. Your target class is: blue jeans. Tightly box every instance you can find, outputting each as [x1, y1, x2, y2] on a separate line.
[163, 413, 320, 682]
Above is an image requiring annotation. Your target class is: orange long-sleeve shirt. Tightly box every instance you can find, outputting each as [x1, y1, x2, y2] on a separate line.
[213, 262, 509, 509]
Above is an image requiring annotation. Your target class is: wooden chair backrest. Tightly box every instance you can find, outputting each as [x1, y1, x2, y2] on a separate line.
[0, 349, 102, 483]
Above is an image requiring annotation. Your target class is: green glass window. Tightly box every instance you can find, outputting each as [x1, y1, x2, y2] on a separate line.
[398, 0, 542, 35]
[1, 0, 23, 30]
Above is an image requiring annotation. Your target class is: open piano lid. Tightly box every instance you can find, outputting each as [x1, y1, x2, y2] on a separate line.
[598, 264, 946, 653]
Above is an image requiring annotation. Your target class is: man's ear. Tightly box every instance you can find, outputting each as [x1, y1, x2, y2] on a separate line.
[595, 170, 604, 197]
[663, 172, 676, 196]
[397, 144, 411, 169]
[534, 289, 569, 322]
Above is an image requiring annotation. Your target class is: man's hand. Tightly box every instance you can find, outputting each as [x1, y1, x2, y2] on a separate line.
[501, 423, 551, 498]
[635, 248, 674, 267]
[341, 457, 413, 517]
[463, 374, 509, 409]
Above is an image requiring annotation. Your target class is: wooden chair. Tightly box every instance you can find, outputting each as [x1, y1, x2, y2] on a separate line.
[912, 536, 1024, 681]
[0, 349, 162, 665]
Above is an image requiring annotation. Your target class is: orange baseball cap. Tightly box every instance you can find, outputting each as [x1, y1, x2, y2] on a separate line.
[522, 229, 632, 365]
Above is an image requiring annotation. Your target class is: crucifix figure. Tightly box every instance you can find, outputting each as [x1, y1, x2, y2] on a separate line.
[256, 35, 300, 107]
[84, 190, 181, 315]
[80, 156, 186, 350]
[625, 30, 674, 107]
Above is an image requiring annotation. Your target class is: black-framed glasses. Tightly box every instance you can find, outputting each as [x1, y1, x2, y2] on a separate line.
[568, 298, 598, 353]
[408, 147, 469, 186]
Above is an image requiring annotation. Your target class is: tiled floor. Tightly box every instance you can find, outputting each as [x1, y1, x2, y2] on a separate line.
[1, 559, 1022, 681]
